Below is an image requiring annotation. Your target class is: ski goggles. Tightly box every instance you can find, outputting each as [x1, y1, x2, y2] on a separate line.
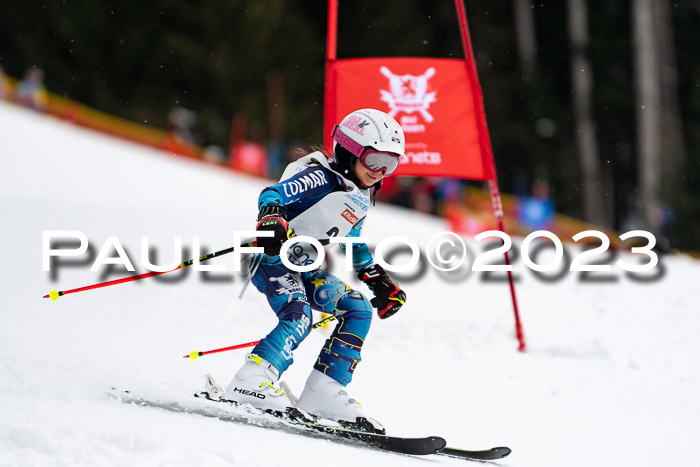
[332, 125, 401, 175]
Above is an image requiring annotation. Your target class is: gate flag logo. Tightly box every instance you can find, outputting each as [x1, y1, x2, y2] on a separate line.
[325, 57, 495, 180]
[379, 66, 437, 123]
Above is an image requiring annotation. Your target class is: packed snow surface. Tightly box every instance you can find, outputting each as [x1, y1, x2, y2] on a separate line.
[1, 101, 699, 466]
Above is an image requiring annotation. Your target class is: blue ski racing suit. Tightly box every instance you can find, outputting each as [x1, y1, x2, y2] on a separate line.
[250, 153, 376, 386]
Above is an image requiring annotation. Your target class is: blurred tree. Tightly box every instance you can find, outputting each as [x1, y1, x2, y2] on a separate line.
[568, 0, 608, 227]
[513, 0, 537, 81]
[634, 0, 663, 237]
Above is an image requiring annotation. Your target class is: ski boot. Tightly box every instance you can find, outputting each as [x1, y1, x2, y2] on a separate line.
[221, 354, 295, 417]
[296, 369, 385, 434]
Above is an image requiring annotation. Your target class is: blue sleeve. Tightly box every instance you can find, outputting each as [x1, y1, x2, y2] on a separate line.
[258, 166, 339, 215]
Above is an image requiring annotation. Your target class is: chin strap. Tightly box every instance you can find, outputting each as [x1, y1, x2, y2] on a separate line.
[372, 180, 382, 205]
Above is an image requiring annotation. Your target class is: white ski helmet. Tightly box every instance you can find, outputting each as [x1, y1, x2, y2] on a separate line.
[333, 108, 406, 160]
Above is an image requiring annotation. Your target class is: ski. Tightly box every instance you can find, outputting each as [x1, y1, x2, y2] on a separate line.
[109, 384, 510, 461]
[110, 388, 445, 456]
[438, 446, 512, 461]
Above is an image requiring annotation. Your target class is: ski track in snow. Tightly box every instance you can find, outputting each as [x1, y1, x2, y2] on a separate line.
[1, 101, 699, 466]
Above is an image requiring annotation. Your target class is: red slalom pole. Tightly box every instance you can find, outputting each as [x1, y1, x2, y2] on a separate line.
[184, 315, 338, 361]
[43, 243, 244, 301]
[43, 267, 178, 301]
[455, 0, 526, 352]
[44, 238, 331, 301]
[184, 340, 261, 360]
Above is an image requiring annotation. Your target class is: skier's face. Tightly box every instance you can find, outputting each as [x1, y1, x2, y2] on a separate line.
[353, 159, 386, 187]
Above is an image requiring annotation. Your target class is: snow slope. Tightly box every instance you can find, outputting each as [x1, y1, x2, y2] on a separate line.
[1, 101, 699, 467]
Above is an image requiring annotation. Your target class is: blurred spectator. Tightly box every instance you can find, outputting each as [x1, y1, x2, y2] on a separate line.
[13, 67, 48, 111]
[161, 106, 201, 158]
[0, 65, 11, 100]
[229, 119, 269, 177]
[386, 177, 417, 209]
[411, 178, 438, 214]
[230, 140, 269, 177]
[444, 201, 492, 235]
[517, 180, 555, 231]
[267, 139, 285, 178]
[651, 202, 674, 254]
[168, 106, 197, 143]
[375, 174, 399, 202]
[202, 145, 227, 164]
[435, 178, 462, 204]
[432, 177, 462, 216]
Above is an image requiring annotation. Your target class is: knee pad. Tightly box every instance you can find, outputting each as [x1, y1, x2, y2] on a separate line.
[336, 290, 373, 317]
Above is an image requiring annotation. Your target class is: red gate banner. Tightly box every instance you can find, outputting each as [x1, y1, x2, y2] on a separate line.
[324, 57, 495, 180]
[323, 0, 524, 352]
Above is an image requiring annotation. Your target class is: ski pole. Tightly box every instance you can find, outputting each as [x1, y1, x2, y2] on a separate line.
[42, 242, 248, 301]
[42, 237, 330, 301]
[184, 314, 338, 360]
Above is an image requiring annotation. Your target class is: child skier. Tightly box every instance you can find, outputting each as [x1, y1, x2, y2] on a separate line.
[222, 108, 407, 431]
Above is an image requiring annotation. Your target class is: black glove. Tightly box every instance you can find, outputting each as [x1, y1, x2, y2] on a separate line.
[358, 264, 406, 319]
[255, 205, 296, 257]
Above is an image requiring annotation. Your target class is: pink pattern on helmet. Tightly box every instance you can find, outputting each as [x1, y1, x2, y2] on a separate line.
[341, 115, 367, 135]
